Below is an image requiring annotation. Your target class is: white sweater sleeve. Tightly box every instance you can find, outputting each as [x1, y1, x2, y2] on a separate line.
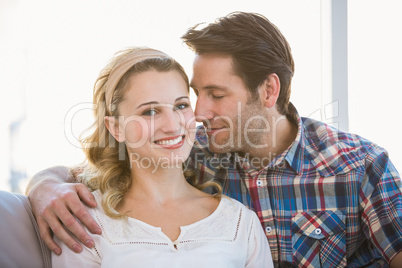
[245, 210, 274, 268]
[51, 233, 101, 268]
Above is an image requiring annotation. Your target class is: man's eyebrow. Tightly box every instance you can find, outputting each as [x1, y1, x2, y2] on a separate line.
[190, 84, 227, 90]
[136, 96, 189, 109]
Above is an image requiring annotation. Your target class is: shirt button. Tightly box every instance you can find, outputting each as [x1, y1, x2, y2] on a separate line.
[315, 228, 322, 235]
[265, 226, 272, 233]
[256, 180, 263, 187]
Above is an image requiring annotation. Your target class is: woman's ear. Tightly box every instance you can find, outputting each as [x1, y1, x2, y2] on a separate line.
[104, 116, 125, 142]
[259, 73, 281, 108]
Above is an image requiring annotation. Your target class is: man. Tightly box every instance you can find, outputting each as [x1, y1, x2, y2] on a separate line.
[27, 12, 402, 267]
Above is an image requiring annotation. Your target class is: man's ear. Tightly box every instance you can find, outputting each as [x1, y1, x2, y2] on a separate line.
[104, 116, 125, 142]
[259, 73, 280, 108]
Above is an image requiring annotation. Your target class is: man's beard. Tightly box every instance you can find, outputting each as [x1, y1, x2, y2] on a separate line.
[207, 101, 268, 154]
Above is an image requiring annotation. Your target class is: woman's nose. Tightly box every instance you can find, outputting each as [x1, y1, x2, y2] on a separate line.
[161, 109, 181, 134]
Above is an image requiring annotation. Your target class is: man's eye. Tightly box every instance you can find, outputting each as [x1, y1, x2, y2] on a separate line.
[212, 95, 224, 99]
[174, 103, 189, 110]
[143, 109, 157, 116]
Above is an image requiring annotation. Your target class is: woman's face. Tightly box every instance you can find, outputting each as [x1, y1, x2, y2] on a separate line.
[115, 69, 195, 169]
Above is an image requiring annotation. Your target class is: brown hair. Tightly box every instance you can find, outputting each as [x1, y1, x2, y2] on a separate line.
[181, 12, 295, 115]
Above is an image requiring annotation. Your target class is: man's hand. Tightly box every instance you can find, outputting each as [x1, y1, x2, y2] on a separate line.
[27, 166, 101, 255]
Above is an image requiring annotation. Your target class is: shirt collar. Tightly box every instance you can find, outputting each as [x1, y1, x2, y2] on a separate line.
[269, 103, 305, 175]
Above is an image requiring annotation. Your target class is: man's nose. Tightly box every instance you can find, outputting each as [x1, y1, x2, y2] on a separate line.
[194, 97, 214, 123]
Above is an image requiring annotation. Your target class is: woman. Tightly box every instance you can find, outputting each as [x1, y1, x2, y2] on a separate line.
[52, 47, 273, 267]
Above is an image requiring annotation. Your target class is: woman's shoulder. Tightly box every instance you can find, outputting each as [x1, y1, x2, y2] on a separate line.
[89, 190, 165, 244]
[220, 196, 252, 213]
[219, 196, 260, 226]
[177, 196, 257, 244]
[89, 190, 104, 217]
[201, 196, 255, 227]
[88, 190, 128, 233]
[91, 189, 102, 203]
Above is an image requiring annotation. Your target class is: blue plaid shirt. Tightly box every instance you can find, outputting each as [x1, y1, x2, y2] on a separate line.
[185, 105, 402, 267]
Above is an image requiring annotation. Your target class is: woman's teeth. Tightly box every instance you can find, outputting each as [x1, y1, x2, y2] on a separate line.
[155, 136, 183, 145]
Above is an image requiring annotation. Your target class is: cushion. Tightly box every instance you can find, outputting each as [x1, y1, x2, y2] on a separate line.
[0, 190, 51, 268]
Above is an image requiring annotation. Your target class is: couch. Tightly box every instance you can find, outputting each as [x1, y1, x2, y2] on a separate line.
[0, 190, 51, 268]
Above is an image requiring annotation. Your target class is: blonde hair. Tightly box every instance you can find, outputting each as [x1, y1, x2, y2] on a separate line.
[79, 47, 222, 218]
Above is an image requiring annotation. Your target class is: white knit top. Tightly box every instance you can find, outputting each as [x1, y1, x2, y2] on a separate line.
[52, 191, 273, 268]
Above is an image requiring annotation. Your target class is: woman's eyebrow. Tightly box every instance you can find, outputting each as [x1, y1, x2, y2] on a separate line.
[136, 101, 159, 109]
[136, 96, 189, 109]
[175, 96, 190, 101]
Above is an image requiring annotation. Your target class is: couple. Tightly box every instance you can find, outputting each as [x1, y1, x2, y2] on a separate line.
[27, 12, 402, 267]
[48, 46, 271, 267]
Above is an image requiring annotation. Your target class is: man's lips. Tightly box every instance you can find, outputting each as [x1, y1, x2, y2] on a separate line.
[205, 127, 230, 136]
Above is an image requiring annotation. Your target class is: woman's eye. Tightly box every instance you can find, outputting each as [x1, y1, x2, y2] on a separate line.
[174, 103, 189, 110]
[143, 109, 157, 116]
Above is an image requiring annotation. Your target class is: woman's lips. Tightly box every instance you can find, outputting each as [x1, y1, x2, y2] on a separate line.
[154, 135, 185, 149]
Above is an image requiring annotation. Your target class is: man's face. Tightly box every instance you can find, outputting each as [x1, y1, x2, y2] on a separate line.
[190, 53, 268, 154]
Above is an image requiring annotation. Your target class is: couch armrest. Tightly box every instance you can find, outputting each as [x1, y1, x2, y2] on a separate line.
[0, 190, 51, 268]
